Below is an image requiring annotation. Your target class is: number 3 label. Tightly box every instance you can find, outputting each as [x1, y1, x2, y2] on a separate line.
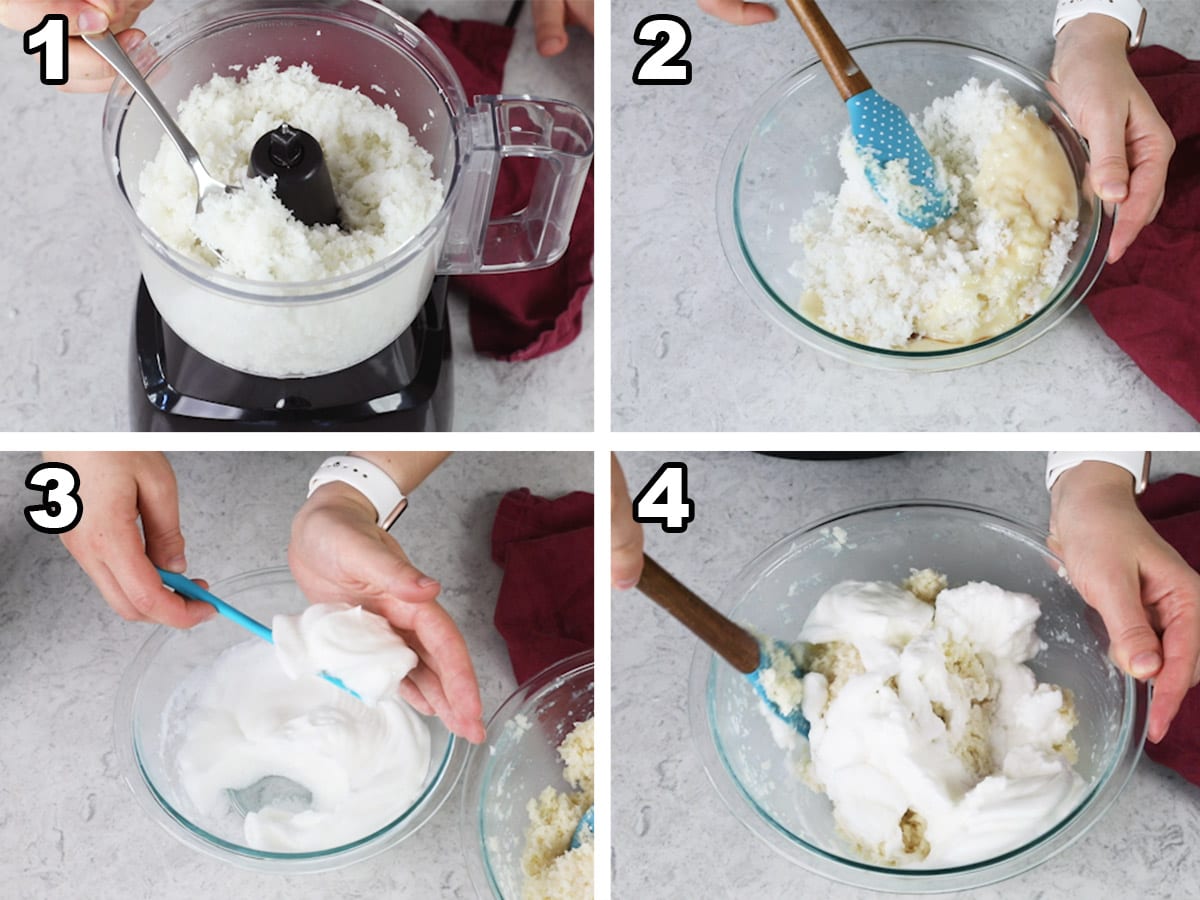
[633, 462, 695, 533]
[632, 15, 693, 85]
[25, 463, 83, 534]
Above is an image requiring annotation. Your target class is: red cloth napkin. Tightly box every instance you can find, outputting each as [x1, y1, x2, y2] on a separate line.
[1138, 474, 1200, 785]
[419, 11, 594, 361]
[491, 488, 594, 684]
[1085, 47, 1200, 421]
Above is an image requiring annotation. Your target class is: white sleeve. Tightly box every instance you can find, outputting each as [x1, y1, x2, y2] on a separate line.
[1045, 451, 1150, 493]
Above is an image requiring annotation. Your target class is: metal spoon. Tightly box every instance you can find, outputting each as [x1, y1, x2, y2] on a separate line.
[82, 31, 238, 215]
[637, 554, 809, 737]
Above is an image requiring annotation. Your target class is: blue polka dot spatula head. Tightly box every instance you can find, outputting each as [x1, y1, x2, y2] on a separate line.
[637, 555, 809, 738]
[784, 0, 953, 230]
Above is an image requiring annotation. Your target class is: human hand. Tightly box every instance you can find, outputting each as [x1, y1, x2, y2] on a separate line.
[531, 0, 593, 57]
[1050, 14, 1175, 263]
[288, 481, 485, 743]
[0, 1, 153, 93]
[51, 451, 216, 628]
[695, 0, 776, 26]
[1049, 461, 1200, 743]
[611, 454, 644, 590]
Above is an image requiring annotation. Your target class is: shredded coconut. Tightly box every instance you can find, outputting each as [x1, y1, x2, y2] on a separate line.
[521, 718, 595, 900]
[136, 57, 443, 282]
[789, 79, 1079, 349]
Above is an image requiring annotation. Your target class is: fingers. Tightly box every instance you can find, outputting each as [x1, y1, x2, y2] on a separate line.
[1147, 611, 1199, 743]
[136, 457, 187, 573]
[60, 29, 146, 94]
[567, 0, 594, 34]
[696, 0, 777, 26]
[1078, 557, 1163, 681]
[397, 603, 485, 743]
[611, 455, 644, 590]
[348, 533, 442, 603]
[105, 528, 215, 628]
[1083, 102, 1132, 207]
[532, 0, 568, 57]
[1106, 100, 1174, 264]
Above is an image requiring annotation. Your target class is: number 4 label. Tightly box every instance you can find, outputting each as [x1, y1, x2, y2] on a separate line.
[633, 462, 695, 533]
[632, 15, 692, 85]
[24, 15, 69, 86]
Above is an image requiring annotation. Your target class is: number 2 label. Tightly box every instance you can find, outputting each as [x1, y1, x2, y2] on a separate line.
[633, 462, 695, 533]
[24, 463, 83, 534]
[632, 15, 693, 85]
[23, 14, 69, 86]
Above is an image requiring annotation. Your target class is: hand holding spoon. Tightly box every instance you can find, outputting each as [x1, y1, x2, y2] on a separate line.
[82, 31, 238, 215]
[638, 554, 809, 737]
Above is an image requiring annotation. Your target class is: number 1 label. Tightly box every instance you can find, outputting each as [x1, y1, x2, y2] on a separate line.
[24, 14, 69, 86]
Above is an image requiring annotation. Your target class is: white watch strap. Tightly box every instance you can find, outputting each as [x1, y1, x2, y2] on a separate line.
[1053, 0, 1146, 48]
[308, 456, 407, 529]
[1046, 451, 1150, 494]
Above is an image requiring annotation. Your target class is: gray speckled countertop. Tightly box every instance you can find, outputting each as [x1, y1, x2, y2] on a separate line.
[613, 451, 1200, 898]
[611, 1, 1200, 431]
[0, 0, 593, 431]
[0, 450, 592, 897]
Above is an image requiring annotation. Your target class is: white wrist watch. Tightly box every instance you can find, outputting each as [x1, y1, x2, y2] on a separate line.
[1053, 0, 1146, 48]
[308, 455, 408, 530]
[1045, 451, 1150, 494]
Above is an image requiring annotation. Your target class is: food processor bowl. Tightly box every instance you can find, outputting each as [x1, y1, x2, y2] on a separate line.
[461, 651, 594, 898]
[717, 38, 1113, 371]
[688, 501, 1147, 893]
[102, 0, 593, 378]
[115, 567, 468, 873]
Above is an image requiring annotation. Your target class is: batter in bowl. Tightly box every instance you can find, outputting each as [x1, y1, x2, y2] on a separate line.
[790, 79, 1079, 349]
[769, 570, 1084, 867]
[172, 603, 431, 853]
[521, 717, 595, 900]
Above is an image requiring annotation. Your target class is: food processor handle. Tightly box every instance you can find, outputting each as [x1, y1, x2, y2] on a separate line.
[438, 96, 593, 275]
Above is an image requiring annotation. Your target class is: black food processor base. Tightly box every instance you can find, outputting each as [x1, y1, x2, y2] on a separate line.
[130, 276, 452, 432]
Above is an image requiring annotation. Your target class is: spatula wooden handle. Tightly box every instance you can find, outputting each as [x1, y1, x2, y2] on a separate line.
[785, 0, 872, 100]
[638, 554, 760, 674]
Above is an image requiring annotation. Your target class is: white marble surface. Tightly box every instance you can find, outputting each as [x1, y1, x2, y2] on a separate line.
[0, 0, 593, 432]
[0, 450, 592, 897]
[611, 1, 1200, 431]
[612, 450, 1200, 898]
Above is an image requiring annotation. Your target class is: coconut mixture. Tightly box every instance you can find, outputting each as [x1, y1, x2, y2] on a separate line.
[173, 603, 431, 852]
[770, 570, 1083, 867]
[790, 79, 1079, 349]
[521, 717, 595, 900]
[136, 57, 442, 281]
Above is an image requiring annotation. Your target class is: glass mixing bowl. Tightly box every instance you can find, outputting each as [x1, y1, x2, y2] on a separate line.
[461, 650, 594, 898]
[688, 501, 1147, 893]
[717, 38, 1114, 371]
[114, 567, 467, 873]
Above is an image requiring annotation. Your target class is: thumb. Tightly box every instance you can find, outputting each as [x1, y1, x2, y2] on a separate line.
[1086, 566, 1163, 679]
[1085, 106, 1132, 203]
[350, 536, 441, 602]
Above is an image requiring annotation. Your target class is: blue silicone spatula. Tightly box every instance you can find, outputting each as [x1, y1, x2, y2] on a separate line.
[637, 555, 809, 737]
[157, 568, 361, 700]
[785, 0, 953, 229]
